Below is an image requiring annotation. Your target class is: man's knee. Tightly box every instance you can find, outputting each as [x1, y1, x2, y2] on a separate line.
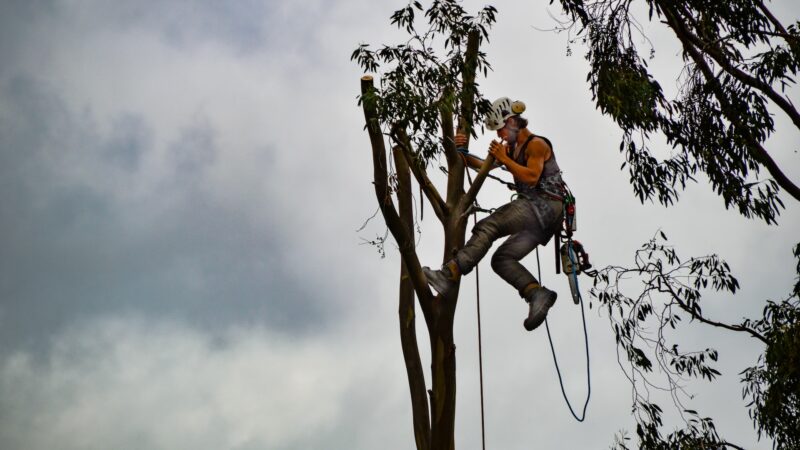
[490, 250, 509, 274]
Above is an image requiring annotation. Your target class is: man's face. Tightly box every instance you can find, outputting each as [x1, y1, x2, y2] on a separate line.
[497, 118, 518, 143]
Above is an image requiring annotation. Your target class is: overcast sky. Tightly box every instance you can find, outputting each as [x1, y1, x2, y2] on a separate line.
[1, 1, 798, 449]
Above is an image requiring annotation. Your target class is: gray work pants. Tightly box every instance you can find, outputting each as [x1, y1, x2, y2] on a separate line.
[454, 196, 563, 298]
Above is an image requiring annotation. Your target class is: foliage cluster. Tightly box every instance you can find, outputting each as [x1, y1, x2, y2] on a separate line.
[741, 244, 800, 449]
[555, 0, 800, 223]
[352, 0, 497, 161]
[592, 235, 800, 449]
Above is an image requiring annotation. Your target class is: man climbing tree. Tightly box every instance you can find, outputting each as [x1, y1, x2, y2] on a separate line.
[423, 97, 567, 331]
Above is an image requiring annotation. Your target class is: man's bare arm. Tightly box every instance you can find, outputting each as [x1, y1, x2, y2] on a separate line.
[455, 133, 501, 172]
[488, 138, 548, 185]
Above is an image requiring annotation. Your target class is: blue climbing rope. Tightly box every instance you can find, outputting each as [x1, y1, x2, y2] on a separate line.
[537, 243, 592, 422]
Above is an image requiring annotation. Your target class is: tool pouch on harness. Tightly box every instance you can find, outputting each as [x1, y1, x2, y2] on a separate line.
[554, 189, 595, 303]
[555, 188, 577, 275]
[563, 190, 576, 233]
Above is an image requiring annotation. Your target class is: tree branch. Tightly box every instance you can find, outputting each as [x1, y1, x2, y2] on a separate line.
[440, 88, 460, 164]
[756, 0, 800, 51]
[391, 127, 448, 223]
[458, 30, 480, 141]
[452, 28, 494, 222]
[440, 101, 466, 208]
[660, 4, 800, 202]
[722, 441, 747, 450]
[661, 280, 768, 344]
[670, 4, 800, 131]
[393, 146, 432, 450]
[458, 155, 497, 227]
[362, 76, 436, 308]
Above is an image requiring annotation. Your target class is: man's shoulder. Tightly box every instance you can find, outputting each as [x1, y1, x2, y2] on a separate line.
[531, 134, 553, 148]
[526, 135, 553, 157]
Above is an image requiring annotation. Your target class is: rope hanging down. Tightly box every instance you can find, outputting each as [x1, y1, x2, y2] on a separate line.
[465, 165, 488, 450]
[537, 246, 592, 422]
[473, 212, 488, 450]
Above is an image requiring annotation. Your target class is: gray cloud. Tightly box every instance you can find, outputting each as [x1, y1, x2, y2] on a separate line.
[0, 0, 390, 359]
[0, 75, 331, 355]
[101, 113, 151, 170]
[4, 0, 339, 56]
[0, 0, 797, 448]
[0, 316, 400, 450]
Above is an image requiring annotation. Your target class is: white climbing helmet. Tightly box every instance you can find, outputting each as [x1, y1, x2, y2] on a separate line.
[485, 97, 526, 130]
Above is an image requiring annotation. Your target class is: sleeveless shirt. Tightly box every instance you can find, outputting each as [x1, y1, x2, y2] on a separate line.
[509, 134, 565, 230]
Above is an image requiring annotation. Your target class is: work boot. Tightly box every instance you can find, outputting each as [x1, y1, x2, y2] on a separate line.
[523, 286, 558, 331]
[422, 261, 459, 298]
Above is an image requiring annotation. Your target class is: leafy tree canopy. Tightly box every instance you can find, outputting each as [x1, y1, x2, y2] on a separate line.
[594, 236, 800, 449]
[554, 0, 800, 223]
[352, 0, 497, 161]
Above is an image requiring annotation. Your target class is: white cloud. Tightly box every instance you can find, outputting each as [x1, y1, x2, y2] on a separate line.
[0, 315, 410, 450]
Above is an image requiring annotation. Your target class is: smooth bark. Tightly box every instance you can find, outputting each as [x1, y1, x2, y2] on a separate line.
[394, 147, 432, 450]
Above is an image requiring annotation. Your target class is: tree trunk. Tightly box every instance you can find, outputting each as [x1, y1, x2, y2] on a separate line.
[359, 30, 485, 449]
[429, 312, 458, 450]
[394, 147, 432, 449]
